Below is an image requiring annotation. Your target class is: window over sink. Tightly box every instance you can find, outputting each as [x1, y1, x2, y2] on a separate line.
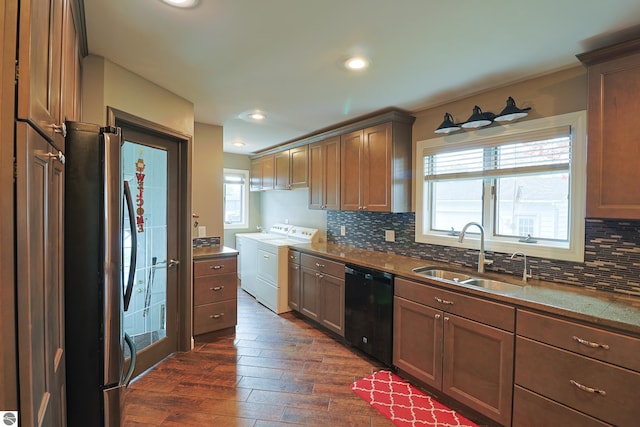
[415, 111, 586, 262]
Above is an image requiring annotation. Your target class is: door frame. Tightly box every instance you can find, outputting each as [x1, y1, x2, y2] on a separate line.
[108, 107, 193, 353]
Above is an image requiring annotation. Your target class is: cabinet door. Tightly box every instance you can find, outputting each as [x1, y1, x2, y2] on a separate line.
[443, 313, 513, 426]
[261, 155, 275, 190]
[288, 262, 301, 311]
[340, 130, 362, 211]
[60, 0, 81, 126]
[308, 142, 324, 209]
[319, 274, 344, 336]
[250, 158, 262, 192]
[289, 145, 308, 188]
[274, 150, 290, 190]
[322, 137, 341, 210]
[17, 0, 64, 143]
[362, 123, 392, 212]
[585, 52, 640, 218]
[300, 266, 320, 321]
[16, 122, 66, 427]
[393, 296, 443, 390]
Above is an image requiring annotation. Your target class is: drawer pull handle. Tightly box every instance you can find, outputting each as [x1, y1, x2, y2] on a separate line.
[209, 313, 225, 319]
[572, 336, 610, 350]
[210, 286, 224, 291]
[434, 297, 454, 305]
[263, 255, 270, 259]
[316, 273, 324, 278]
[209, 265, 224, 270]
[315, 262, 325, 268]
[570, 379, 606, 396]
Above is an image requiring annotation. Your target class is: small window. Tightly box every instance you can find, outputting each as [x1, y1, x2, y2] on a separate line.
[416, 111, 586, 262]
[223, 169, 249, 229]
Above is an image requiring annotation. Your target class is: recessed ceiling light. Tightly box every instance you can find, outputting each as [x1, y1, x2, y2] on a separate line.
[160, 0, 199, 8]
[345, 56, 370, 71]
[233, 141, 246, 148]
[249, 112, 265, 121]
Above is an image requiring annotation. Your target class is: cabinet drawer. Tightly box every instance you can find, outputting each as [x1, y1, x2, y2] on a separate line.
[513, 385, 612, 427]
[517, 309, 640, 371]
[194, 273, 237, 305]
[193, 300, 237, 335]
[395, 278, 514, 331]
[194, 257, 237, 277]
[301, 253, 344, 278]
[288, 249, 300, 264]
[515, 336, 640, 426]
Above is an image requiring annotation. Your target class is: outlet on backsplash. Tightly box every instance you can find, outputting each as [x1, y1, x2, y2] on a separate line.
[385, 230, 395, 242]
[341, 225, 346, 236]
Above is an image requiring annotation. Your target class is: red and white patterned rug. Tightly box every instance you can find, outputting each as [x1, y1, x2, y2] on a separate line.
[351, 370, 478, 427]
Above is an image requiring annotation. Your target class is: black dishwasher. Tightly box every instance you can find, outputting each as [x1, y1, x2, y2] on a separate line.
[344, 264, 394, 366]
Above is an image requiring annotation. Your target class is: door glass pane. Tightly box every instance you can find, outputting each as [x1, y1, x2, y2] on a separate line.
[122, 141, 168, 352]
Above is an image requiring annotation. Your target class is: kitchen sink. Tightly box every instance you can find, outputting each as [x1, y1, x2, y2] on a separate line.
[459, 278, 523, 292]
[412, 267, 472, 283]
[412, 266, 523, 292]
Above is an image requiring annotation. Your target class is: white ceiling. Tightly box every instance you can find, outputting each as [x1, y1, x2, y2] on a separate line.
[84, 0, 640, 154]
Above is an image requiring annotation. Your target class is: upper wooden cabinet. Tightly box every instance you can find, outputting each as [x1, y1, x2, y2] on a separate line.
[578, 39, 640, 219]
[274, 145, 308, 190]
[308, 137, 340, 210]
[250, 154, 275, 191]
[17, 0, 65, 147]
[341, 121, 412, 212]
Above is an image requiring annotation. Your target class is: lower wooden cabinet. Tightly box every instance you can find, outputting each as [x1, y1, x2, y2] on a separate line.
[514, 310, 640, 426]
[288, 250, 301, 311]
[297, 253, 345, 336]
[393, 278, 514, 426]
[193, 255, 238, 335]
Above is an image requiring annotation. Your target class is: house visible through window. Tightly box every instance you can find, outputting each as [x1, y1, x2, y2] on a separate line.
[415, 111, 586, 262]
[223, 169, 249, 229]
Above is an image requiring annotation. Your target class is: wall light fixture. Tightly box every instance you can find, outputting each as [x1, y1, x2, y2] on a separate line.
[434, 97, 531, 134]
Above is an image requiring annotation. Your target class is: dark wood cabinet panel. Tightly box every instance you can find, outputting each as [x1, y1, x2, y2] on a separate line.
[289, 145, 308, 188]
[393, 296, 443, 390]
[274, 150, 290, 190]
[340, 129, 362, 211]
[298, 254, 344, 336]
[579, 40, 640, 218]
[300, 266, 320, 321]
[319, 272, 344, 336]
[288, 250, 301, 311]
[16, 122, 67, 427]
[193, 255, 238, 335]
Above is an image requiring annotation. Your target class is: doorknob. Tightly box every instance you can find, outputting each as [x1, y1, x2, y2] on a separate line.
[167, 259, 180, 268]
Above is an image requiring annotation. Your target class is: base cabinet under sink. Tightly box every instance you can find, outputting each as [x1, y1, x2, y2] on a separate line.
[393, 277, 514, 426]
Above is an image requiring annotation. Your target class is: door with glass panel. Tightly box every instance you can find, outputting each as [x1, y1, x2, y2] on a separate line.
[121, 125, 179, 376]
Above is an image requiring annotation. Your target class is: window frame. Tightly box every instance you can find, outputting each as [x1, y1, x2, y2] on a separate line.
[223, 168, 250, 230]
[415, 111, 586, 262]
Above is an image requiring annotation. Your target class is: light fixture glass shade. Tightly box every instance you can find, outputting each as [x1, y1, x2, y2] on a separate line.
[494, 96, 531, 122]
[461, 105, 493, 129]
[434, 113, 460, 134]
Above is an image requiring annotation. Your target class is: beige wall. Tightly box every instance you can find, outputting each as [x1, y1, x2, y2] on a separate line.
[193, 122, 224, 242]
[412, 66, 587, 143]
[82, 55, 194, 136]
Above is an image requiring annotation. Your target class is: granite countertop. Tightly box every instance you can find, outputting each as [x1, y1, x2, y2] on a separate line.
[290, 242, 640, 336]
[193, 245, 238, 260]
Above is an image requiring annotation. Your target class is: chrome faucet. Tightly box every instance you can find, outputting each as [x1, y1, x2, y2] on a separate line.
[511, 251, 532, 283]
[458, 222, 493, 273]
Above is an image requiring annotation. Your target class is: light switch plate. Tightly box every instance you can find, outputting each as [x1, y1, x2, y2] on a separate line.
[385, 230, 395, 242]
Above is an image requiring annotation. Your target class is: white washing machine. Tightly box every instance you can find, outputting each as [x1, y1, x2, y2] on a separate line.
[236, 225, 318, 314]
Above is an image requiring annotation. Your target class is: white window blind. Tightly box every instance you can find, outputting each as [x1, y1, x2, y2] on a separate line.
[423, 126, 571, 181]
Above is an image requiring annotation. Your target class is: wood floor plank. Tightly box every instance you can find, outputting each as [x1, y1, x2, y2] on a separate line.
[124, 287, 392, 426]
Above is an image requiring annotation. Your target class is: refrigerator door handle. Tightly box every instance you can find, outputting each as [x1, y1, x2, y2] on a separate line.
[123, 181, 137, 312]
[123, 333, 137, 386]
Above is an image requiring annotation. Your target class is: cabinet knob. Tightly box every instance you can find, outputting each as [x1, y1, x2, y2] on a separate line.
[315, 262, 325, 268]
[444, 316, 450, 322]
[210, 265, 224, 270]
[434, 314, 441, 320]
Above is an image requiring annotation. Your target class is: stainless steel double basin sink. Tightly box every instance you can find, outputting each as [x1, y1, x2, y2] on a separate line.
[412, 266, 524, 292]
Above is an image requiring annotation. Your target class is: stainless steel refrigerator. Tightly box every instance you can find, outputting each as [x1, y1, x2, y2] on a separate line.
[64, 121, 137, 427]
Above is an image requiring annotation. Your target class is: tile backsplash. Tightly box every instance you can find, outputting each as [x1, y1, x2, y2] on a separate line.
[327, 211, 640, 296]
[193, 236, 221, 248]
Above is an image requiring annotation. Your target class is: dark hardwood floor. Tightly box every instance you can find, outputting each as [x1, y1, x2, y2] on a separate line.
[123, 285, 394, 426]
